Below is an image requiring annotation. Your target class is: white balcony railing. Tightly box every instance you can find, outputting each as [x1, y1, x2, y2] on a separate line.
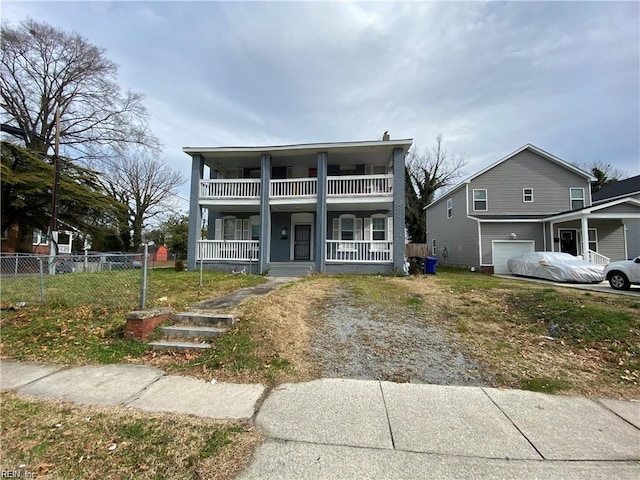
[270, 178, 317, 198]
[200, 179, 260, 199]
[197, 240, 259, 261]
[199, 175, 394, 200]
[325, 240, 393, 263]
[588, 249, 610, 266]
[327, 174, 393, 197]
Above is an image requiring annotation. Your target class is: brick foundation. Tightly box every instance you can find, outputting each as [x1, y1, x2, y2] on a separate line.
[125, 307, 171, 341]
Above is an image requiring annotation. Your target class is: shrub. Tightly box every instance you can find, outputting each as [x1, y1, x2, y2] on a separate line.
[175, 259, 185, 272]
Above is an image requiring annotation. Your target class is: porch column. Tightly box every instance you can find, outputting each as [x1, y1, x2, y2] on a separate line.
[259, 153, 271, 274]
[392, 147, 406, 272]
[187, 155, 204, 271]
[315, 152, 328, 273]
[581, 215, 590, 261]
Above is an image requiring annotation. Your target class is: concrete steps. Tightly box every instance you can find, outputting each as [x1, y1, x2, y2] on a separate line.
[268, 263, 315, 278]
[148, 312, 236, 352]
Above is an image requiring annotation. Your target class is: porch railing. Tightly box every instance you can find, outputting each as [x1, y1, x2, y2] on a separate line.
[325, 240, 393, 263]
[200, 179, 260, 199]
[270, 178, 317, 198]
[197, 240, 259, 261]
[588, 249, 610, 266]
[327, 174, 393, 196]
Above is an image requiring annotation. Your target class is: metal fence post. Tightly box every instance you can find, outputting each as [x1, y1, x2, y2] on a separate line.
[38, 257, 45, 304]
[141, 244, 149, 309]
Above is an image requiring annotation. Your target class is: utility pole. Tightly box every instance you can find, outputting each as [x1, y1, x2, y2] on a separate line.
[48, 98, 61, 274]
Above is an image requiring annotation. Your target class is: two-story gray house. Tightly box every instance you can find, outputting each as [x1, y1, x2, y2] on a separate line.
[424, 144, 640, 274]
[184, 138, 412, 276]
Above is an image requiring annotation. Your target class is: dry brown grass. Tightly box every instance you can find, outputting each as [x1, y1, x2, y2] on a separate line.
[0, 392, 263, 480]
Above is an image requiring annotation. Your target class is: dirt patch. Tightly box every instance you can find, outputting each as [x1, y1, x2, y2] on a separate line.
[307, 278, 491, 385]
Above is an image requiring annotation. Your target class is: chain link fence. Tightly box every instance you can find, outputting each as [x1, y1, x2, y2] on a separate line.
[0, 252, 159, 310]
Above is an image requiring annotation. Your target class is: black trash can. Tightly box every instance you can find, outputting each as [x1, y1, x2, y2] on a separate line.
[425, 256, 437, 274]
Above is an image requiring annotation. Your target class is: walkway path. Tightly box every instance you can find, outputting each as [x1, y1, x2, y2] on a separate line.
[1, 361, 638, 479]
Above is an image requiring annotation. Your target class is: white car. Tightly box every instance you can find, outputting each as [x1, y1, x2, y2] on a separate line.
[604, 256, 640, 290]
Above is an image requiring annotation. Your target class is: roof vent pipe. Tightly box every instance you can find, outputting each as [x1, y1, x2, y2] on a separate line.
[382, 131, 390, 141]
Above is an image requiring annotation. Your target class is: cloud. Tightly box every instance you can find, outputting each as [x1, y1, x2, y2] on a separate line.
[2, 0, 638, 209]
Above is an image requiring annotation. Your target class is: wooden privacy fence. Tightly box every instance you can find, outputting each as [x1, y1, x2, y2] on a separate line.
[405, 243, 430, 258]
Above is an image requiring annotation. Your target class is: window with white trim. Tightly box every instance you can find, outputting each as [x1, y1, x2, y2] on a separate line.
[523, 188, 534, 203]
[446, 198, 453, 218]
[32, 229, 47, 244]
[432, 239, 436, 256]
[372, 217, 386, 241]
[570, 188, 585, 210]
[223, 217, 236, 240]
[473, 189, 487, 211]
[250, 215, 260, 240]
[588, 228, 598, 252]
[340, 217, 354, 240]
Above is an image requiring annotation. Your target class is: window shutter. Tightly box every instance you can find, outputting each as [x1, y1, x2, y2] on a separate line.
[387, 217, 393, 242]
[332, 218, 339, 240]
[355, 218, 363, 240]
[214, 219, 222, 240]
[364, 218, 372, 241]
[235, 219, 243, 240]
[243, 219, 250, 240]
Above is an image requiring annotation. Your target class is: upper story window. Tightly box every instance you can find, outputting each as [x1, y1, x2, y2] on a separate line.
[473, 189, 487, 211]
[523, 188, 534, 203]
[446, 198, 453, 219]
[570, 188, 585, 210]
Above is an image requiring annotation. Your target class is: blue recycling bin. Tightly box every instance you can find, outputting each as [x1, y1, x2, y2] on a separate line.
[425, 256, 437, 274]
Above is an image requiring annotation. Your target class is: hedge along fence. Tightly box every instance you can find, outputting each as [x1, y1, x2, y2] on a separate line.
[0, 252, 152, 310]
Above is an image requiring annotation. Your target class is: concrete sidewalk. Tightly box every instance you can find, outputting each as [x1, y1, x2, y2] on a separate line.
[2, 362, 639, 479]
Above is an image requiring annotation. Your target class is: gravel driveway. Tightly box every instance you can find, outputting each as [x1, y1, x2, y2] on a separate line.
[308, 283, 491, 385]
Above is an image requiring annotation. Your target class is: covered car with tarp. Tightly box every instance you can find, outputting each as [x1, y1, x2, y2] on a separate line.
[507, 252, 605, 283]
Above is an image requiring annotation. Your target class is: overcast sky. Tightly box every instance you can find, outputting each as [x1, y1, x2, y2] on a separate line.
[3, 1, 639, 210]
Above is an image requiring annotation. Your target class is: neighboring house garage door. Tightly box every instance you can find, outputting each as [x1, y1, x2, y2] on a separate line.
[492, 241, 535, 274]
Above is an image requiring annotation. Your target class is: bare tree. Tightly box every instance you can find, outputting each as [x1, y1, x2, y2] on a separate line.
[406, 134, 466, 242]
[572, 160, 628, 193]
[0, 18, 159, 160]
[101, 150, 185, 249]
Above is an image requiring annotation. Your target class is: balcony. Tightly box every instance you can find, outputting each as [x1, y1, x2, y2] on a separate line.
[199, 174, 393, 203]
[327, 174, 392, 197]
[200, 179, 261, 200]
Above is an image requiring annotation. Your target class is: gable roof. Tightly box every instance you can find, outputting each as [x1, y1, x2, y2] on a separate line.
[425, 144, 596, 209]
[592, 175, 640, 203]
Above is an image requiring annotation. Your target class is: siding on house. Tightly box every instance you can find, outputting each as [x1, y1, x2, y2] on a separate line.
[591, 219, 626, 262]
[626, 220, 640, 258]
[480, 222, 545, 265]
[426, 186, 480, 267]
[467, 150, 592, 215]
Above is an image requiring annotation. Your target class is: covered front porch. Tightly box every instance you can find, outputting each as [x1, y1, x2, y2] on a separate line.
[547, 198, 640, 265]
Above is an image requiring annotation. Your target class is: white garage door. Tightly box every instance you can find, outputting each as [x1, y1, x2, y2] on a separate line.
[492, 241, 535, 274]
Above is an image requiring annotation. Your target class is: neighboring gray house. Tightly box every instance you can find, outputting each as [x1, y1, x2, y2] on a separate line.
[592, 175, 640, 259]
[183, 138, 412, 276]
[424, 144, 640, 274]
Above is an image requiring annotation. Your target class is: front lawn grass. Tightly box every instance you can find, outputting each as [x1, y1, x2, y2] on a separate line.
[0, 270, 264, 365]
[0, 392, 262, 480]
[435, 269, 640, 397]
